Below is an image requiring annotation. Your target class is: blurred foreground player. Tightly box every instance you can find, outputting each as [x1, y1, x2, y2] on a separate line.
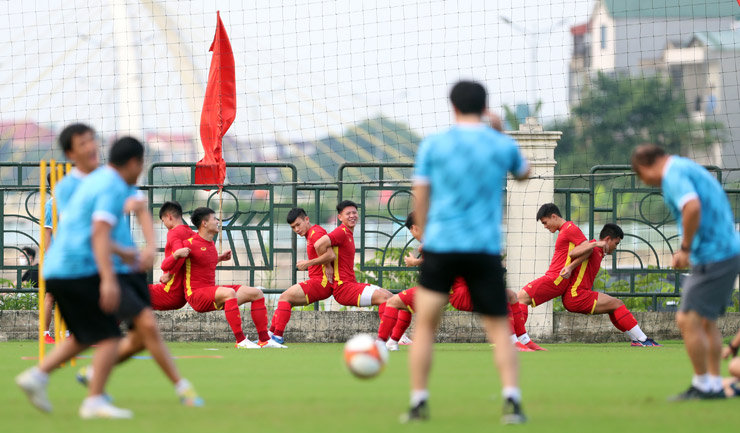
[405, 81, 530, 424]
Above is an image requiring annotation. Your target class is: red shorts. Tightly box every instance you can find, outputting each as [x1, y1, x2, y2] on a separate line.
[186, 285, 241, 313]
[562, 285, 599, 315]
[449, 278, 473, 312]
[148, 283, 187, 311]
[332, 282, 375, 307]
[299, 278, 333, 304]
[397, 287, 416, 312]
[522, 276, 568, 308]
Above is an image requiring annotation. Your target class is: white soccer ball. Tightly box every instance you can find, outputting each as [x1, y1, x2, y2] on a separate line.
[344, 333, 389, 379]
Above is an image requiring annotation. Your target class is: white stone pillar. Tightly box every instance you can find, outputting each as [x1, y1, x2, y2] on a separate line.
[506, 118, 560, 340]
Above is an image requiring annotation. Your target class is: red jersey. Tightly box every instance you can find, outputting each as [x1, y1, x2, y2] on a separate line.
[449, 277, 473, 312]
[567, 240, 604, 293]
[547, 221, 587, 284]
[305, 225, 328, 282]
[159, 224, 194, 294]
[328, 224, 357, 286]
[183, 234, 219, 297]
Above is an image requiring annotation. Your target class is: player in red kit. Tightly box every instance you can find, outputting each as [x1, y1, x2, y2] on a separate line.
[314, 201, 392, 313]
[513, 203, 590, 351]
[185, 207, 284, 349]
[269, 208, 336, 345]
[147, 201, 192, 311]
[377, 212, 531, 351]
[562, 223, 661, 346]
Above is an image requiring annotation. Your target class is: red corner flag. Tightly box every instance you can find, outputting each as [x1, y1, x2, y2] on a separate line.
[195, 11, 236, 187]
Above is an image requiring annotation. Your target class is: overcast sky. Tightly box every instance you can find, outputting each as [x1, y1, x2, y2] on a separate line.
[0, 0, 594, 145]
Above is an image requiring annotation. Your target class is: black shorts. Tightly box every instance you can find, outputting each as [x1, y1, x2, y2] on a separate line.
[418, 252, 507, 317]
[46, 275, 122, 345]
[116, 273, 151, 324]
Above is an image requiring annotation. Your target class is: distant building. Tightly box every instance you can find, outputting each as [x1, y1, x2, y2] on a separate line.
[569, 0, 740, 168]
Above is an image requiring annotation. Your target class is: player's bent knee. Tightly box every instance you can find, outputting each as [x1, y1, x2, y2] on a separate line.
[387, 295, 405, 309]
[729, 358, 740, 378]
[517, 290, 532, 305]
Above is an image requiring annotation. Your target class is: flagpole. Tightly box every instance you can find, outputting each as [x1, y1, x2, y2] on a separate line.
[218, 186, 223, 256]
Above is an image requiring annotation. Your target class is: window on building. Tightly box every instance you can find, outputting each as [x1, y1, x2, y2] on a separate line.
[600, 25, 606, 50]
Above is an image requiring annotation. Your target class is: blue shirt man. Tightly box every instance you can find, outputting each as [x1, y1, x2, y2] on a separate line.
[661, 156, 740, 265]
[414, 125, 528, 254]
[44, 166, 134, 280]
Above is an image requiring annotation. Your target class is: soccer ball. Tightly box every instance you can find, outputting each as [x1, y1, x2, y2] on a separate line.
[344, 333, 389, 379]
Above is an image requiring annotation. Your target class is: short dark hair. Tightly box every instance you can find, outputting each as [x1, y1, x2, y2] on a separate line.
[287, 207, 308, 224]
[631, 144, 666, 169]
[159, 201, 183, 220]
[536, 203, 562, 221]
[337, 200, 358, 214]
[191, 207, 215, 229]
[58, 123, 94, 154]
[22, 246, 36, 260]
[109, 136, 144, 167]
[405, 212, 415, 229]
[599, 223, 624, 240]
[450, 81, 487, 115]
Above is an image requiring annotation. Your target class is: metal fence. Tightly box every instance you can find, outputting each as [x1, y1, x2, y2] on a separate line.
[2, 161, 739, 312]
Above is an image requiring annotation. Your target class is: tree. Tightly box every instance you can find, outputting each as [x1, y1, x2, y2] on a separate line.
[552, 72, 725, 174]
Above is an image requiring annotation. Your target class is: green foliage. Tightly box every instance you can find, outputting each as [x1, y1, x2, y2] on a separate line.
[0, 292, 39, 310]
[354, 248, 417, 292]
[552, 72, 725, 175]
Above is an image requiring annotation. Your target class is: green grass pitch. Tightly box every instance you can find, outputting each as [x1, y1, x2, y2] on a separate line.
[1, 340, 736, 433]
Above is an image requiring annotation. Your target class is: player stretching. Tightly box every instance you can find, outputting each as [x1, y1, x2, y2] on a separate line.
[378, 212, 531, 352]
[313, 201, 392, 312]
[150, 201, 192, 311]
[514, 203, 593, 350]
[269, 208, 335, 345]
[563, 223, 660, 346]
[185, 207, 284, 348]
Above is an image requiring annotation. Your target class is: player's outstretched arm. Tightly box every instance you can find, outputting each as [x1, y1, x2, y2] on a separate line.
[297, 236, 336, 271]
[569, 240, 599, 260]
[560, 249, 589, 279]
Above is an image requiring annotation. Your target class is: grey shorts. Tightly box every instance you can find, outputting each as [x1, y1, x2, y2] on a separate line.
[681, 254, 740, 320]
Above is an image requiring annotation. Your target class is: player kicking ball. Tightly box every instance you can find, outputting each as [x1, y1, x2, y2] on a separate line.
[313, 201, 393, 313]
[185, 207, 284, 349]
[561, 223, 661, 346]
[269, 208, 335, 345]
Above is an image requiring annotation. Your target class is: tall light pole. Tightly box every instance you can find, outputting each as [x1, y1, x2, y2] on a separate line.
[500, 16, 569, 115]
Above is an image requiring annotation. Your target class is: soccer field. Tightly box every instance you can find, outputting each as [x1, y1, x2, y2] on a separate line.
[1, 341, 735, 433]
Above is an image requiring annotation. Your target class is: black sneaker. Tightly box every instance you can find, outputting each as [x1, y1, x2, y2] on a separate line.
[502, 397, 526, 425]
[400, 400, 429, 423]
[668, 385, 716, 401]
[707, 389, 727, 399]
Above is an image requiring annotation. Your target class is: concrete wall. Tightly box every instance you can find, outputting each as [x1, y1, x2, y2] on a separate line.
[4, 309, 740, 344]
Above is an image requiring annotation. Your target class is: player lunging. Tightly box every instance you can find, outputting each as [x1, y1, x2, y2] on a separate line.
[185, 207, 284, 349]
[269, 208, 335, 345]
[149, 201, 192, 311]
[563, 223, 660, 346]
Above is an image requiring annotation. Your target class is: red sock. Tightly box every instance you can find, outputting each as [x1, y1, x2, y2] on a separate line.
[391, 310, 412, 341]
[378, 302, 386, 319]
[510, 302, 527, 337]
[520, 303, 529, 324]
[224, 298, 245, 343]
[273, 301, 292, 337]
[250, 298, 270, 342]
[609, 305, 638, 333]
[377, 306, 399, 341]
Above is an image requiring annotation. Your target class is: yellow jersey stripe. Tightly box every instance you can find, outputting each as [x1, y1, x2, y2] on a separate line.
[185, 258, 192, 297]
[321, 264, 328, 288]
[163, 274, 175, 293]
[570, 261, 589, 297]
[333, 246, 342, 285]
[554, 242, 576, 286]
